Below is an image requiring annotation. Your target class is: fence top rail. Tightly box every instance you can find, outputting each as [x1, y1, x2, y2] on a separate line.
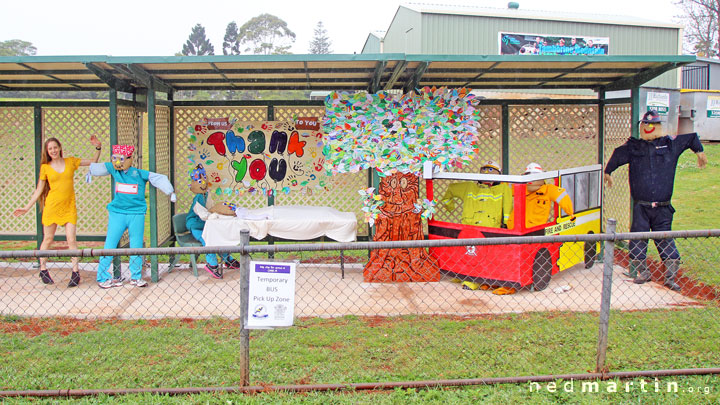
[0, 229, 718, 258]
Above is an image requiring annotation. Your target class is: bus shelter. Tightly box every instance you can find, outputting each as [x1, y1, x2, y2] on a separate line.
[0, 54, 695, 281]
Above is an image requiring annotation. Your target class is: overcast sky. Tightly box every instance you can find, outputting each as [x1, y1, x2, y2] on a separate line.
[1, 0, 683, 56]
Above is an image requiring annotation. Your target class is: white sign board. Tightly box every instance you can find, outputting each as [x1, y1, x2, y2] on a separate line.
[647, 92, 670, 115]
[247, 261, 296, 329]
[708, 95, 720, 118]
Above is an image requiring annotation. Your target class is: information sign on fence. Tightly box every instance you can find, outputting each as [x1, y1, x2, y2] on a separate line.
[247, 261, 296, 329]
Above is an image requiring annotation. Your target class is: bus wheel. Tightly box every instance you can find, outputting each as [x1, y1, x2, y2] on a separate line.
[584, 231, 597, 269]
[532, 248, 553, 291]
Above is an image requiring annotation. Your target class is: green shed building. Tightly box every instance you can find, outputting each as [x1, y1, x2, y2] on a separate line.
[362, 3, 684, 89]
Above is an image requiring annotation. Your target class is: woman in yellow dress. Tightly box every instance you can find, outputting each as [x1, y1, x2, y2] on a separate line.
[14, 136, 102, 287]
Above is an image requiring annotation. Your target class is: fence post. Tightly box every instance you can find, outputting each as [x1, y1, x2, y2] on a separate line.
[596, 218, 616, 373]
[239, 229, 250, 386]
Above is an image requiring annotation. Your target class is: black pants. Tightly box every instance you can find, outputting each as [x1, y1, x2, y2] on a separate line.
[629, 203, 680, 261]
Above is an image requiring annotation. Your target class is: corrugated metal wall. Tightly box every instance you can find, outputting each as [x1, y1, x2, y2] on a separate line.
[382, 6, 423, 54]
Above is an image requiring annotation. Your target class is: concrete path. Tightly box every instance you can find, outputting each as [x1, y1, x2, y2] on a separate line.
[0, 261, 699, 320]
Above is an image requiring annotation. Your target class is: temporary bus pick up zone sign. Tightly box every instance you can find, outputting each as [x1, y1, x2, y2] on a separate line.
[188, 118, 327, 196]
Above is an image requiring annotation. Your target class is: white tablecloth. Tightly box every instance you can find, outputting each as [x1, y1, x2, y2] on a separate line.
[201, 205, 358, 246]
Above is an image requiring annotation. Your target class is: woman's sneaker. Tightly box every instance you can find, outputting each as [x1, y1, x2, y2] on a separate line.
[67, 271, 80, 288]
[224, 258, 241, 269]
[130, 278, 148, 288]
[205, 264, 223, 279]
[39, 270, 54, 285]
[98, 278, 123, 289]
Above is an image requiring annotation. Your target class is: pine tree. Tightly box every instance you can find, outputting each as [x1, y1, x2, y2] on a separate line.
[223, 22, 240, 55]
[182, 24, 215, 56]
[308, 21, 332, 54]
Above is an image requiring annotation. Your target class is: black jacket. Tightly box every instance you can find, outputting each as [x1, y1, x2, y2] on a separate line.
[604, 133, 703, 202]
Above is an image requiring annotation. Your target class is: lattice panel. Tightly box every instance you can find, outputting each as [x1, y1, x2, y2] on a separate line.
[603, 104, 632, 233]
[273, 106, 325, 121]
[117, 106, 140, 152]
[42, 107, 111, 236]
[0, 108, 36, 234]
[508, 105, 599, 175]
[430, 105, 503, 224]
[117, 106, 142, 247]
[155, 106, 172, 244]
[174, 107, 268, 214]
[273, 105, 369, 236]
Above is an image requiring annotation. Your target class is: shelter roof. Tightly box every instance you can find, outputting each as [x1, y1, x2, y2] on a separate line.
[0, 54, 695, 93]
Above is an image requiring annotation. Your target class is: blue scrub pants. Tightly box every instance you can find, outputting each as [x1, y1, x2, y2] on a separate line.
[97, 213, 145, 282]
[190, 228, 231, 267]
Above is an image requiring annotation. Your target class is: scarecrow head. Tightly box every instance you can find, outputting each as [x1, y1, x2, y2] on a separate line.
[111, 145, 134, 171]
[189, 164, 208, 194]
[479, 160, 501, 186]
[639, 110, 665, 141]
[524, 162, 546, 193]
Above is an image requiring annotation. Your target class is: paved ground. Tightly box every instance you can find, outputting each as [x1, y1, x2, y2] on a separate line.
[0, 260, 700, 320]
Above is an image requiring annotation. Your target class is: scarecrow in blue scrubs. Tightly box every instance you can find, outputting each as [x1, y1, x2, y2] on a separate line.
[90, 145, 176, 289]
[604, 110, 707, 291]
[185, 163, 240, 279]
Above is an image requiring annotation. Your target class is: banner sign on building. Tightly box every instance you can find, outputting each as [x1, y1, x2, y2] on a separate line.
[188, 119, 327, 196]
[247, 261, 296, 329]
[646, 92, 670, 115]
[499, 32, 609, 55]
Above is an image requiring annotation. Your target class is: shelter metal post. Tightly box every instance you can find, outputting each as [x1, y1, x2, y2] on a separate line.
[108, 89, 122, 279]
[631, 86, 640, 139]
[501, 104, 509, 175]
[148, 85, 159, 282]
[33, 106, 42, 249]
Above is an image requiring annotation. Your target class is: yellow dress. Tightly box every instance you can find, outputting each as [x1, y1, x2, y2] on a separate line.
[40, 157, 81, 226]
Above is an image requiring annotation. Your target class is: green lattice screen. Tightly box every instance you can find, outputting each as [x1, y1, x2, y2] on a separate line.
[430, 105, 503, 225]
[509, 104, 599, 174]
[173, 107, 268, 214]
[116, 105, 141, 247]
[603, 104, 632, 233]
[0, 107, 36, 235]
[42, 107, 112, 236]
[155, 105, 172, 244]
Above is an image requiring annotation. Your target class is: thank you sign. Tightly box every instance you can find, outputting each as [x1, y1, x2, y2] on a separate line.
[247, 261, 296, 329]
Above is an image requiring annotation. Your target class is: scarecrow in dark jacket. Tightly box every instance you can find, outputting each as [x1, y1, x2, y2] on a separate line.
[604, 110, 707, 291]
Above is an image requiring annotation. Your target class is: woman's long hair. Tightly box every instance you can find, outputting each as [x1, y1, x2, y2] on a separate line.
[38, 137, 63, 211]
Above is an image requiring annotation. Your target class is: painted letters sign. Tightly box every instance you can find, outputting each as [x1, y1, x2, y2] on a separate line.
[188, 119, 327, 196]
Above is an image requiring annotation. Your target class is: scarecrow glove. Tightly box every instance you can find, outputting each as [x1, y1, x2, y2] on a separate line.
[170, 193, 177, 203]
[85, 172, 93, 184]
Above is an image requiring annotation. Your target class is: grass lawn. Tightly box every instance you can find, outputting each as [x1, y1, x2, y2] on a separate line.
[1, 309, 719, 403]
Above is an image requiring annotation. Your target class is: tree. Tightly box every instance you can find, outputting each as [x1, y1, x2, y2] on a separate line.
[309, 21, 332, 54]
[238, 14, 296, 55]
[0, 39, 37, 56]
[182, 24, 215, 56]
[322, 88, 482, 282]
[676, 0, 720, 57]
[223, 21, 241, 55]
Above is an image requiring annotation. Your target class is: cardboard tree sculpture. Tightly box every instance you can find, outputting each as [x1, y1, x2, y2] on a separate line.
[323, 87, 481, 282]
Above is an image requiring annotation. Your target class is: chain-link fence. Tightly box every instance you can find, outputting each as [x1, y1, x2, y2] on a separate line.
[1, 223, 718, 391]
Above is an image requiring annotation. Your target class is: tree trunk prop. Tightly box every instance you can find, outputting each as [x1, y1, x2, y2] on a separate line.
[364, 172, 441, 282]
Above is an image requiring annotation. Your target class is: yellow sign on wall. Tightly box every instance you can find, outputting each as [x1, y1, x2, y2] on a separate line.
[187, 119, 327, 196]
